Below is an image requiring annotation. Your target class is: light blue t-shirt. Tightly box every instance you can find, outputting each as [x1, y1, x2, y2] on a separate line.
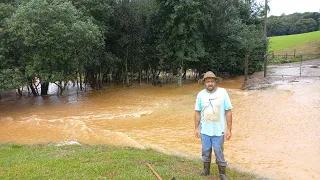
[194, 87, 233, 136]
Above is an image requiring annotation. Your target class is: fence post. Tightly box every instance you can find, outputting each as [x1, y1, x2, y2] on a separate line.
[300, 55, 302, 76]
[294, 49, 296, 58]
[264, 54, 268, 77]
[245, 55, 249, 81]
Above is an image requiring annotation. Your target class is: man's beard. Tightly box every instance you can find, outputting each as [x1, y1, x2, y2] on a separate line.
[206, 86, 215, 92]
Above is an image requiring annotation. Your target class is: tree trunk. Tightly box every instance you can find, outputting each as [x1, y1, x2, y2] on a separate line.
[95, 75, 99, 90]
[178, 66, 183, 86]
[122, 68, 125, 86]
[182, 69, 187, 79]
[139, 70, 142, 86]
[41, 82, 49, 95]
[63, 81, 68, 91]
[27, 86, 31, 96]
[125, 47, 130, 87]
[29, 84, 38, 96]
[58, 82, 62, 95]
[99, 65, 103, 89]
[146, 68, 149, 84]
[17, 88, 23, 97]
[84, 71, 87, 92]
[54, 82, 64, 96]
[79, 70, 83, 91]
[130, 59, 133, 86]
[76, 77, 79, 95]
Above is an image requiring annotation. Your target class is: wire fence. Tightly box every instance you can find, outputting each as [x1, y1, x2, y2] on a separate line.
[244, 53, 320, 79]
[266, 53, 320, 77]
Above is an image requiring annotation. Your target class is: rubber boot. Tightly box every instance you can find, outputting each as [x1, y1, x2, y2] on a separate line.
[218, 165, 227, 180]
[199, 162, 210, 176]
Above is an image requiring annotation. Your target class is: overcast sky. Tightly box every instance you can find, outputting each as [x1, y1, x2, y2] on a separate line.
[258, 0, 320, 16]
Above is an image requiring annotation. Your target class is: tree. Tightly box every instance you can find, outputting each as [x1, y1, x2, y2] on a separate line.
[72, 0, 116, 89]
[106, 0, 147, 86]
[0, 69, 25, 97]
[267, 12, 320, 36]
[0, 2, 24, 95]
[289, 18, 317, 34]
[267, 17, 290, 36]
[156, 0, 205, 86]
[6, 0, 103, 95]
[0, 0, 269, 95]
[199, 0, 266, 75]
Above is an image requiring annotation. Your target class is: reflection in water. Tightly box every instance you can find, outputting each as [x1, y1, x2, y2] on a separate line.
[0, 76, 319, 180]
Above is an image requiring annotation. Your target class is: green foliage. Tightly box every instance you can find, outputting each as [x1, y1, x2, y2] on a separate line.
[267, 12, 320, 36]
[267, 16, 290, 36]
[156, 0, 205, 69]
[1, 0, 267, 93]
[0, 2, 20, 92]
[197, 0, 266, 75]
[0, 68, 25, 92]
[0, 3, 16, 26]
[268, 56, 301, 64]
[289, 18, 317, 34]
[5, 0, 103, 84]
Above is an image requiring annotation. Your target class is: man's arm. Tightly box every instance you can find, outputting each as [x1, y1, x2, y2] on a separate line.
[225, 110, 232, 140]
[194, 110, 201, 138]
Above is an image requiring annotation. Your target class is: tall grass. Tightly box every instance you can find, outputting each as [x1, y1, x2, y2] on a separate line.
[0, 144, 260, 180]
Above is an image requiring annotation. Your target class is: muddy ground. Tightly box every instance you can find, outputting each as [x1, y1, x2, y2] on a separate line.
[238, 59, 320, 179]
[242, 59, 320, 90]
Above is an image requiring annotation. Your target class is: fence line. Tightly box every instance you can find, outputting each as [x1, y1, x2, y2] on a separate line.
[244, 53, 320, 80]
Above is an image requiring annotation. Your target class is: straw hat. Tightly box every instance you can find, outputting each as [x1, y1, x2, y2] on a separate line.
[202, 71, 222, 83]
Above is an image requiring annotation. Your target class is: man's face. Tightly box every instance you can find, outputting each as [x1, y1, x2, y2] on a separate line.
[205, 78, 217, 92]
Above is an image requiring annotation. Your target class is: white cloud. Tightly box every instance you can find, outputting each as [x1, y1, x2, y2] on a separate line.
[257, 0, 320, 16]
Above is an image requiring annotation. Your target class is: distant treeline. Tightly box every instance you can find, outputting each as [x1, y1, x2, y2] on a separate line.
[267, 12, 320, 37]
[0, 0, 267, 96]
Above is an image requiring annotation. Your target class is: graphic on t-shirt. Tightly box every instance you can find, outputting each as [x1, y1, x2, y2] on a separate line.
[201, 96, 221, 122]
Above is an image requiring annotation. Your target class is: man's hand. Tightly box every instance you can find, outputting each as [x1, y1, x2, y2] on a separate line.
[195, 128, 200, 138]
[225, 110, 232, 140]
[225, 130, 232, 140]
[194, 111, 201, 139]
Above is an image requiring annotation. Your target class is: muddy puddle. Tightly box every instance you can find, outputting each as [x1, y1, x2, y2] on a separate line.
[0, 74, 319, 180]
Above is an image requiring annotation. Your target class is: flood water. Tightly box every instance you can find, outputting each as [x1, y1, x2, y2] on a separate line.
[0, 76, 319, 180]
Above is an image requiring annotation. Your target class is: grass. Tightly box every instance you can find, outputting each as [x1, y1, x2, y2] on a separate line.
[268, 55, 301, 64]
[269, 31, 320, 52]
[0, 144, 260, 180]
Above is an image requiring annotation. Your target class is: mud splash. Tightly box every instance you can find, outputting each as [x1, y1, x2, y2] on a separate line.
[0, 76, 319, 180]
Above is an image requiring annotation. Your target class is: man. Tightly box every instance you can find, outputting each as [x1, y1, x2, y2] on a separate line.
[194, 71, 233, 180]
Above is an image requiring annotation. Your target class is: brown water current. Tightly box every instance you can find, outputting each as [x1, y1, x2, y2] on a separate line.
[0, 76, 319, 180]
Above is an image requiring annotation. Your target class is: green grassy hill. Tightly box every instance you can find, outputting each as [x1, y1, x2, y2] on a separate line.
[269, 31, 320, 54]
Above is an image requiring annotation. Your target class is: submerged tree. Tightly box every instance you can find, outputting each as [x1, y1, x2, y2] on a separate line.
[0, 0, 268, 97]
[6, 0, 103, 95]
[156, 0, 205, 86]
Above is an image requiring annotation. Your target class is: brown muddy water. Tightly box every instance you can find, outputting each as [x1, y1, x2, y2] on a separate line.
[0, 76, 319, 180]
